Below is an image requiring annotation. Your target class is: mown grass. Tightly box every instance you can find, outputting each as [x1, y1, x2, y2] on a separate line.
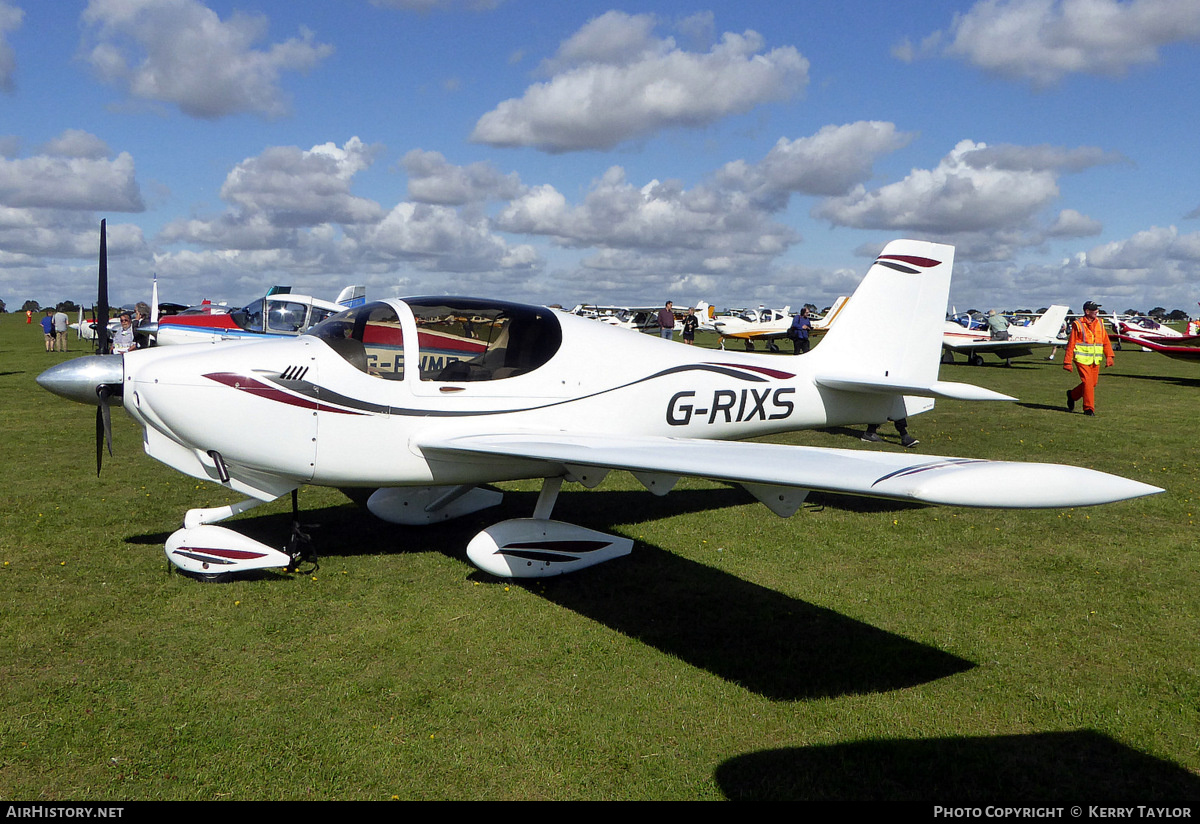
[1, 317, 1197, 800]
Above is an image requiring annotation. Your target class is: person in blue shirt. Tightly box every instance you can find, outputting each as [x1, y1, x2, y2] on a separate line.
[788, 308, 812, 354]
[40, 310, 55, 352]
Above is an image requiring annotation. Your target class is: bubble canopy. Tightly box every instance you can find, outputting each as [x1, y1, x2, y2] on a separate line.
[305, 298, 563, 382]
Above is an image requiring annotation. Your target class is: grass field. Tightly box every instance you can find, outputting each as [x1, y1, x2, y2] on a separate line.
[1, 315, 1198, 801]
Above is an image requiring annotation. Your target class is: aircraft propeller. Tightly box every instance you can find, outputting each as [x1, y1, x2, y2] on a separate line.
[94, 220, 115, 474]
[35, 221, 125, 475]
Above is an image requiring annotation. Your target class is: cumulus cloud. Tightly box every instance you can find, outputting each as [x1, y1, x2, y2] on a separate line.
[402, 149, 525, 205]
[717, 121, 915, 207]
[495, 165, 797, 260]
[814, 139, 1063, 233]
[811, 138, 1119, 250]
[0, 130, 144, 212]
[1048, 208, 1102, 236]
[906, 0, 1200, 86]
[161, 137, 383, 248]
[471, 11, 809, 152]
[1085, 224, 1200, 268]
[156, 138, 542, 288]
[351, 202, 540, 273]
[38, 129, 112, 160]
[0, 0, 21, 93]
[81, 0, 333, 119]
[220, 137, 385, 227]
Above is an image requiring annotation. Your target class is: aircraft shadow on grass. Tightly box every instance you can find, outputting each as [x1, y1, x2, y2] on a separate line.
[1111, 371, 1200, 390]
[127, 487, 969, 701]
[1015, 401, 1074, 413]
[715, 729, 1200, 801]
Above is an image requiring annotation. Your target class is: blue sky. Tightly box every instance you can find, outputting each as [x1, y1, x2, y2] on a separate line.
[2, 0, 1200, 314]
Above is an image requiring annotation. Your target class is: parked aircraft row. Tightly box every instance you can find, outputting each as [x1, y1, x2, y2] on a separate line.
[38, 224, 1160, 586]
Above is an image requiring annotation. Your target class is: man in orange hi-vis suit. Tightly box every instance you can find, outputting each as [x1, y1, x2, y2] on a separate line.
[1064, 300, 1114, 417]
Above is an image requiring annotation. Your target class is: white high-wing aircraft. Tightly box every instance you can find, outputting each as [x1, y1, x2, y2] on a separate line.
[38, 237, 1160, 582]
[941, 305, 1069, 366]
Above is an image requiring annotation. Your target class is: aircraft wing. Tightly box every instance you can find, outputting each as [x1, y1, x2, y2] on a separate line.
[1116, 335, 1200, 360]
[415, 432, 1160, 509]
[942, 338, 1054, 355]
[720, 329, 790, 340]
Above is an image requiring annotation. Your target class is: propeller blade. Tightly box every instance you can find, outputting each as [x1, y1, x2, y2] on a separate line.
[97, 220, 110, 356]
[95, 386, 113, 476]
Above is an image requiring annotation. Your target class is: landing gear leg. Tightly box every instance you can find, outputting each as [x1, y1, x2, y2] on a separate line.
[286, 488, 319, 574]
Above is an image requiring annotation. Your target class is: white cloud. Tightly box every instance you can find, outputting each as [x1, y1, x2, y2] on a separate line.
[402, 149, 525, 205]
[81, 0, 333, 119]
[155, 139, 541, 288]
[0, 1, 22, 93]
[495, 165, 797, 259]
[717, 121, 915, 206]
[1048, 208, 1102, 236]
[38, 129, 112, 160]
[1085, 224, 1200, 268]
[814, 139, 1062, 233]
[472, 11, 809, 152]
[0, 135, 144, 212]
[352, 202, 541, 273]
[914, 0, 1200, 86]
[161, 138, 385, 248]
[218, 137, 385, 227]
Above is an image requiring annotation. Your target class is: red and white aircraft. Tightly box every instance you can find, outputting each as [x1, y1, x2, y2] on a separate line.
[39, 232, 1160, 582]
[147, 286, 365, 346]
[1109, 310, 1200, 360]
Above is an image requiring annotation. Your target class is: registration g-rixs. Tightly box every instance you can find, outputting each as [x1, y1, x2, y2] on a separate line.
[38, 228, 1161, 581]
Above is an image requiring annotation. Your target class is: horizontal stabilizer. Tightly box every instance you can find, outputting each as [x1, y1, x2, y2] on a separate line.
[416, 432, 1160, 510]
[814, 374, 1016, 402]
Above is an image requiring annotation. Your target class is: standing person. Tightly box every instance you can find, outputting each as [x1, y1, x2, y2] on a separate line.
[680, 307, 699, 345]
[657, 301, 675, 340]
[40, 309, 55, 352]
[26, 309, 32, 324]
[986, 309, 1009, 340]
[53, 307, 69, 352]
[862, 417, 919, 448]
[1064, 300, 1114, 417]
[788, 307, 812, 354]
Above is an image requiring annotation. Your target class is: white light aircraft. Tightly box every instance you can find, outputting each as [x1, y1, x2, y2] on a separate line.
[942, 305, 1069, 366]
[596, 306, 666, 333]
[38, 225, 1160, 582]
[697, 303, 793, 351]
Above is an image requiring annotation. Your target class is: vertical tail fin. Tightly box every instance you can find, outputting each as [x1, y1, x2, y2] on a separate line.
[1025, 304, 1068, 341]
[810, 240, 954, 387]
[811, 295, 848, 331]
[336, 285, 367, 308]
